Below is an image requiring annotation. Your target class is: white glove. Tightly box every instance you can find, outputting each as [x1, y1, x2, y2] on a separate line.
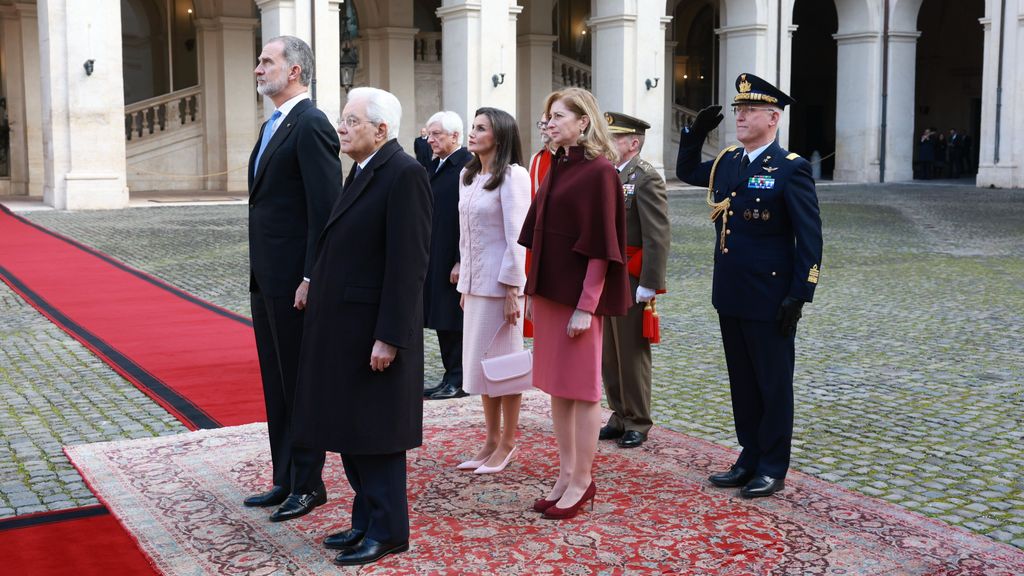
[636, 286, 656, 303]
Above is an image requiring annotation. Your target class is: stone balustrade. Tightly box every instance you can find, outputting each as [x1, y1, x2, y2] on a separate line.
[124, 87, 201, 143]
[552, 53, 591, 90]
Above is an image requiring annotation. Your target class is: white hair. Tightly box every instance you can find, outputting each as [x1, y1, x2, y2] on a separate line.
[348, 87, 402, 140]
[426, 111, 464, 144]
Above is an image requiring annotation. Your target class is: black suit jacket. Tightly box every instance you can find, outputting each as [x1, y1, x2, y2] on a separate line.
[423, 147, 472, 331]
[414, 136, 433, 169]
[294, 139, 432, 454]
[248, 98, 341, 297]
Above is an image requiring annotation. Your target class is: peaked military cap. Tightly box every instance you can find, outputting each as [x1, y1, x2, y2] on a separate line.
[604, 111, 650, 135]
[732, 73, 795, 109]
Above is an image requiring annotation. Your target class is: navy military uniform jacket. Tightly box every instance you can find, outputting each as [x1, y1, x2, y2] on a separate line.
[677, 139, 822, 321]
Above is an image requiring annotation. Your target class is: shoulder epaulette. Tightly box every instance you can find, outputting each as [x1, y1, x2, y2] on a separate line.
[724, 145, 738, 154]
[786, 152, 801, 160]
[637, 158, 655, 171]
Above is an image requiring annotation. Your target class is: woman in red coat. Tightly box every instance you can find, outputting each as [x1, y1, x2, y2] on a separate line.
[518, 88, 631, 519]
[523, 113, 555, 339]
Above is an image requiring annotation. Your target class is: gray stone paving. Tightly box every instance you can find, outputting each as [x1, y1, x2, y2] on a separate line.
[2, 183, 1022, 549]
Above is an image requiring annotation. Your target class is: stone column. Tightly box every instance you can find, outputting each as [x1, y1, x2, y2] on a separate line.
[315, 0, 343, 127]
[438, 1, 520, 140]
[437, 2, 480, 128]
[976, 11, 1018, 188]
[663, 39, 677, 172]
[0, 4, 43, 196]
[517, 32, 557, 154]
[589, 1, 669, 175]
[37, 0, 127, 209]
[833, 31, 881, 182]
[196, 16, 259, 192]
[715, 23, 770, 148]
[884, 30, 921, 183]
[362, 26, 420, 146]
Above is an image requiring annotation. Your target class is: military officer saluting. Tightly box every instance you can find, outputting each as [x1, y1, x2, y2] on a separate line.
[675, 73, 822, 497]
[598, 112, 671, 449]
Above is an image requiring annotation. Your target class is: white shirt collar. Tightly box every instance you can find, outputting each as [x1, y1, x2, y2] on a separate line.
[358, 147, 382, 170]
[271, 92, 310, 126]
[744, 142, 772, 164]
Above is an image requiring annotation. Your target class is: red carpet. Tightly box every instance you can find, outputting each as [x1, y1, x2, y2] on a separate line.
[64, 395, 1024, 575]
[2, 507, 156, 575]
[0, 205, 263, 429]
[0, 205, 264, 575]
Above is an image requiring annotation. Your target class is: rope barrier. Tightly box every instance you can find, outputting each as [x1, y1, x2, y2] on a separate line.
[129, 163, 249, 178]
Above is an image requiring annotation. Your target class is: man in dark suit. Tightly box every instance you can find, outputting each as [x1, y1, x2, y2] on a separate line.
[292, 87, 431, 566]
[676, 73, 822, 498]
[599, 111, 670, 449]
[414, 127, 433, 169]
[421, 111, 472, 400]
[244, 36, 336, 520]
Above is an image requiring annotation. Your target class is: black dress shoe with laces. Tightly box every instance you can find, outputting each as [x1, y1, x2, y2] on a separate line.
[243, 486, 288, 507]
[740, 475, 785, 498]
[708, 465, 754, 488]
[333, 537, 409, 566]
[598, 424, 623, 441]
[269, 485, 327, 522]
[617, 430, 647, 448]
[324, 528, 366, 550]
[423, 381, 446, 398]
[427, 382, 468, 400]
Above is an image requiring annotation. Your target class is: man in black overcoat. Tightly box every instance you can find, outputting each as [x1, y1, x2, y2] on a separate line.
[421, 111, 472, 400]
[414, 127, 433, 169]
[293, 87, 431, 566]
[245, 35, 335, 521]
[676, 73, 822, 498]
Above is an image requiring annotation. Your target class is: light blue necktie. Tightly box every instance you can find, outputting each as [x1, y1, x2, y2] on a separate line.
[254, 110, 282, 174]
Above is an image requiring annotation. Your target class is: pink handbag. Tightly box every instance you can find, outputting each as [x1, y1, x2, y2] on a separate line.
[480, 322, 533, 396]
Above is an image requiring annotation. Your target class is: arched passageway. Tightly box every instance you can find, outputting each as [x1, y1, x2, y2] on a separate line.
[790, 0, 838, 179]
[913, 0, 984, 179]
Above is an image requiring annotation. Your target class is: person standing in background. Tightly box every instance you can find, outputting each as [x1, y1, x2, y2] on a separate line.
[598, 111, 670, 450]
[422, 111, 472, 401]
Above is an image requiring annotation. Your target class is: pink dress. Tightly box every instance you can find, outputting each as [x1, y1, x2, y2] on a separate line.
[531, 259, 608, 402]
[457, 166, 531, 396]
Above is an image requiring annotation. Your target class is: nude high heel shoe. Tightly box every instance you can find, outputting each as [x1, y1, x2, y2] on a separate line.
[473, 447, 517, 474]
[456, 457, 489, 470]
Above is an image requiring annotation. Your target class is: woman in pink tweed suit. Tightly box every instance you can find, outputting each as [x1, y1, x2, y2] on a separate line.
[453, 107, 531, 474]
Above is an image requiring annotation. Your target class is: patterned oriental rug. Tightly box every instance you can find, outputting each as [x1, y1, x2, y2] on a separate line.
[67, 392, 1024, 576]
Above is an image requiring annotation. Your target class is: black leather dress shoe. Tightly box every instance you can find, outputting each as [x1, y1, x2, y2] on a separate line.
[708, 465, 754, 488]
[598, 424, 623, 441]
[243, 486, 288, 507]
[617, 430, 647, 448]
[324, 527, 366, 550]
[741, 475, 785, 498]
[269, 486, 327, 522]
[423, 381, 446, 398]
[333, 537, 409, 566]
[427, 382, 468, 400]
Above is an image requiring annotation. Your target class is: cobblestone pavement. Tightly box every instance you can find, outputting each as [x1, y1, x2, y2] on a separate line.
[2, 183, 1022, 549]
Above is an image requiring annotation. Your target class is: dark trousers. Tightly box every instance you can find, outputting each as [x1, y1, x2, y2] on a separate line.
[251, 291, 325, 494]
[436, 329, 463, 388]
[718, 315, 795, 479]
[340, 452, 409, 543]
[602, 299, 653, 434]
